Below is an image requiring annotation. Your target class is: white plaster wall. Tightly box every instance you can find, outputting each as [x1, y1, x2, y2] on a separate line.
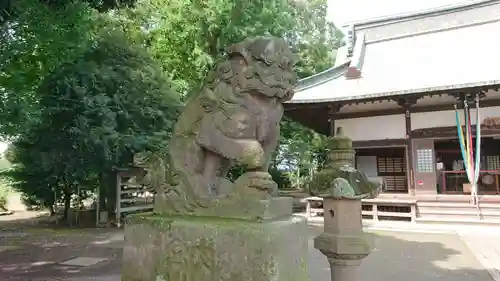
[335, 114, 406, 141]
[411, 110, 456, 130]
[411, 106, 500, 130]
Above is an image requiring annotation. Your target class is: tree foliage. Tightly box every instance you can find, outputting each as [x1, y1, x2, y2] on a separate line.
[36, 33, 180, 168]
[121, 0, 343, 96]
[1, 0, 137, 24]
[3, 33, 181, 214]
[1, 0, 342, 213]
[119, 0, 341, 187]
[0, 0, 101, 137]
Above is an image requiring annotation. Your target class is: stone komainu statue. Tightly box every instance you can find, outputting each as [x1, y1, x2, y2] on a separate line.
[142, 36, 297, 213]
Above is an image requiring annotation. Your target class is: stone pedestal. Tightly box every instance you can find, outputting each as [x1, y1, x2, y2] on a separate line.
[122, 198, 308, 281]
[314, 197, 373, 281]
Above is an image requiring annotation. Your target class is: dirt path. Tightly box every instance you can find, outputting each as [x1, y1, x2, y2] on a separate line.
[0, 228, 123, 281]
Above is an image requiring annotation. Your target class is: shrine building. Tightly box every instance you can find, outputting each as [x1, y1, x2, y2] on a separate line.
[285, 0, 500, 224]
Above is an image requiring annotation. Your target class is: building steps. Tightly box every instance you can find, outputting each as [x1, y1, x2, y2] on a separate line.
[416, 200, 500, 225]
[415, 216, 500, 226]
[418, 202, 500, 212]
[418, 209, 500, 216]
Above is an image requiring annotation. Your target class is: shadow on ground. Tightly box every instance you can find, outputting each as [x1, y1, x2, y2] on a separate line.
[0, 222, 496, 281]
[0, 209, 116, 230]
[308, 227, 494, 281]
[0, 220, 122, 281]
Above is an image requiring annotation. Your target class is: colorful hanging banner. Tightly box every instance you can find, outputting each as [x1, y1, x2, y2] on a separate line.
[454, 104, 470, 180]
[454, 97, 482, 205]
[465, 104, 474, 184]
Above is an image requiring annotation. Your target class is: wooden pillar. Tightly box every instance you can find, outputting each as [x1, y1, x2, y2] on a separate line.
[328, 104, 343, 136]
[394, 96, 419, 196]
[328, 117, 335, 137]
[404, 107, 415, 196]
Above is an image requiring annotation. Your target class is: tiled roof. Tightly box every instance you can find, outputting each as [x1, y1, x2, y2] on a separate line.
[290, 0, 500, 104]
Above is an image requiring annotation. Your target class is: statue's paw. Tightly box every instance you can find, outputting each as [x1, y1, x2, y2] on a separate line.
[237, 140, 265, 169]
[235, 171, 278, 195]
[249, 177, 277, 194]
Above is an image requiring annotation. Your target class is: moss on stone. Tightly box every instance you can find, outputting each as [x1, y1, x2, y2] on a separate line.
[122, 213, 309, 281]
[153, 196, 292, 222]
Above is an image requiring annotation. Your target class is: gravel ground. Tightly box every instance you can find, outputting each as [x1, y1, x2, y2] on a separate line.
[308, 227, 494, 281]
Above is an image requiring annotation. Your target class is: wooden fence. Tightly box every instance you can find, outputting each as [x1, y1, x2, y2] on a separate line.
[115, 169, 154, 227]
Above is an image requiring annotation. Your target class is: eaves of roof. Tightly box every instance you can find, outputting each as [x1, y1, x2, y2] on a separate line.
[343, 0, 500, 29]
[290, 80, 500, 104]
[295, 62, 349, 93]
[291, 0, 500, 104]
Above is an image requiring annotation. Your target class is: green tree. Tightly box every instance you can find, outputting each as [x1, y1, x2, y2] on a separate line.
[119, 0, 341, 183]
[1, 0, 137, 24]
[3, 138, 61, 215]
[2, 0, 341, 209]
[3, 33, 181, 217]
[277, 118, 329, 190]
[0, 0, 100, 138]
[121, 0, 342, 96]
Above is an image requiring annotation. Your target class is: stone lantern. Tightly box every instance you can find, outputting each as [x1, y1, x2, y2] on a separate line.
[311, 127, 381, 281]
[314, 193, 373, 281]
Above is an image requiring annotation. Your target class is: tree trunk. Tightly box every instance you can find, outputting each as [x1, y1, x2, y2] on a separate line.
[295, 169, 300, 188]
[99, 172, 107, 210]
[106, 170, 117, 215]
[47, 189, 56, 216]
[63, 189, 71, 221]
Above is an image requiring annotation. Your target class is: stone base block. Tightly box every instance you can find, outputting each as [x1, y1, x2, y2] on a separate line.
[122, 213, 309, 281]
[154, 196, 293, 222]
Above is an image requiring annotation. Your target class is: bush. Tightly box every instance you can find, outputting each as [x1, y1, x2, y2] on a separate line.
[0, 184, 9, 211]
[2, 33, 181, 217]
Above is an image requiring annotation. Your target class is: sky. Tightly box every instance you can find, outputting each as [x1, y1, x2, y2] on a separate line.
[0, 142, 7, 153]
[327, 0, 473, 27]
